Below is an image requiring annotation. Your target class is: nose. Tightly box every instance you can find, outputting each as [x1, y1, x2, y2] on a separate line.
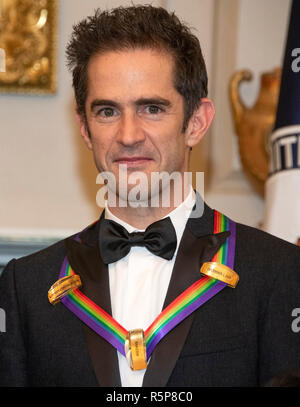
[117, 111, 145, 147]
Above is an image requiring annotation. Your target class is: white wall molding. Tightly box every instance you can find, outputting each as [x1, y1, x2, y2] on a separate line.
[0, 238, 59, 273]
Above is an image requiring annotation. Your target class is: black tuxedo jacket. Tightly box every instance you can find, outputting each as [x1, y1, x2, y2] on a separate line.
[1, 203, 300, 387]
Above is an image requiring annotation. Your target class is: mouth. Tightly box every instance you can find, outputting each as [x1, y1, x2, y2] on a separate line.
[113, 157, 153, 168]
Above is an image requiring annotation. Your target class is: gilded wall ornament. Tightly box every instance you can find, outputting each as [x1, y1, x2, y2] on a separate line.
[229, 68, 281, 197]
[0, 0, 57, 94]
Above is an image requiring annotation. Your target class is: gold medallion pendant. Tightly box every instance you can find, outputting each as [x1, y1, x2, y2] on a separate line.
[125, 329, 147, 371]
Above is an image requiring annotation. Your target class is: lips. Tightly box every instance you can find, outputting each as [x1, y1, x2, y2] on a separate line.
[114, 157, 153, 166]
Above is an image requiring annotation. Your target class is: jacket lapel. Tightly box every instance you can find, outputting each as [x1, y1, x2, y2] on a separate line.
[62, 203, 230, 388]
[142, 203, 230, 387]
[64, 218, 121, 387]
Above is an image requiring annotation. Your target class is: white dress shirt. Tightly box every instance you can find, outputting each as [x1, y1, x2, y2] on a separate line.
[105, 189, 195, 387]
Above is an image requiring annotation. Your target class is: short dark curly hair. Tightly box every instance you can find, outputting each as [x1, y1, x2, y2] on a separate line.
[66, 5, 208, 131]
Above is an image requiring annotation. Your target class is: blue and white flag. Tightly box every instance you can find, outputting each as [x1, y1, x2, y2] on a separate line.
[263, 0, 300, 244]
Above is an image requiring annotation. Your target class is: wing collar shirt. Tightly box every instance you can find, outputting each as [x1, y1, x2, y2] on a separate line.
[104, 188, 196, 387]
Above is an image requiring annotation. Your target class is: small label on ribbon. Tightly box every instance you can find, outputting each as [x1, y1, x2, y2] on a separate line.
[200, 262, 239, 288]
[125, 329, 147, 371]
[48, 275, 82, 305]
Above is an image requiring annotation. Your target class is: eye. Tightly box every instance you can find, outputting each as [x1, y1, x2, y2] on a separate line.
[145, 105, 164, 114]
[98, 107, 116, 117]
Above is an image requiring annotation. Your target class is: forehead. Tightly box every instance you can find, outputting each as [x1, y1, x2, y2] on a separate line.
[86, 48, 180, 101]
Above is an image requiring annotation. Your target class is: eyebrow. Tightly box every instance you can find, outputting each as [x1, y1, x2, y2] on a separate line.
[135, 98, 171, 107]
[90, 97, 172, 111]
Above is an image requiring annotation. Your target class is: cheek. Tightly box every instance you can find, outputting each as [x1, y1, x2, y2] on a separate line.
[88, 138, 110, 174]
[152, 119, 183, 151]
[89, 125, 115, 160]
[160, 129, 186, 162]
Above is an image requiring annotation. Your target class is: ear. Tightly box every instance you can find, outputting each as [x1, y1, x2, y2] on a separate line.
[75, 110, 93, 150]
[184, 98, 215, 148]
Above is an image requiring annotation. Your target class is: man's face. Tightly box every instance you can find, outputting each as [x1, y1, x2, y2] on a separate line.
[80, 48, 194, 202]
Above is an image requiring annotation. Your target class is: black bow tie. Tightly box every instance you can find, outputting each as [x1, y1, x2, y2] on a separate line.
[99, 217, 177, 264]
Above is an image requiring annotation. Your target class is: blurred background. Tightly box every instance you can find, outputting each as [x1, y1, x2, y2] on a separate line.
[0, 0, 294, 270]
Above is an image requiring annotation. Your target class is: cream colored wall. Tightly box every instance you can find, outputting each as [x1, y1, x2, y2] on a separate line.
[205, 0, 291, 227]
[0, 0, 213, 239]
[166, 0, 215, 183]
[0, 0, 292, 240]
[0, 0, 163, 239]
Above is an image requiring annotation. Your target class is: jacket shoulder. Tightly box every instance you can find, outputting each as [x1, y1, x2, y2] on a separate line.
[1, 237, 70, 295]
[234, 222, 300, 289]
[236, 222, 300, 259]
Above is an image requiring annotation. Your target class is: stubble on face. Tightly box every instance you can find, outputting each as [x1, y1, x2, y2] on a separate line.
[82, 48, 190, 214]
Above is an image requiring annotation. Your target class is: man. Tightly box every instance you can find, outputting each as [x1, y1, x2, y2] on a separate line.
[1, 5, 300, 387]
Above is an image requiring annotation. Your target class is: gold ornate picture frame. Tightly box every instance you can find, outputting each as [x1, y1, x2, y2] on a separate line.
[0, 0, 57, 94]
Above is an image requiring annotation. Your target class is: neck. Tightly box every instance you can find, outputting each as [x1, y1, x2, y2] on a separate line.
[107, 205, 175, 230]
[107, 183, 192, 229]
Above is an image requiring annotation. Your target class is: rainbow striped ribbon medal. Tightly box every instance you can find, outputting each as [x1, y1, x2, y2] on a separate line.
[48, 210, 238, 371]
